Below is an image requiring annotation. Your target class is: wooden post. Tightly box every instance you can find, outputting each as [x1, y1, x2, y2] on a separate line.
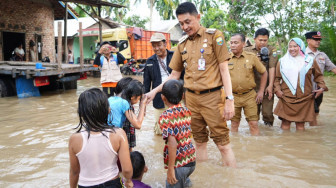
[79, 22, 84, 68]
[57, 22, 62, 71]
[64, 2, 68, 64]
[98, 5, 103, 44]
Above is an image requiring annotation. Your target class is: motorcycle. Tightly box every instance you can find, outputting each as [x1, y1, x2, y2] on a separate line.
[120, 59, 145, 75]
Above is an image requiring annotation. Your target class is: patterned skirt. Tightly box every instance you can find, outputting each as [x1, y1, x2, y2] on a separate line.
[123, 119, 136, 148]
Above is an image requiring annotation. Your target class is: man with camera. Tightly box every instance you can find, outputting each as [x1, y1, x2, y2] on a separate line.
[245, 28, 278, 127]
[93, 41, 126, 97]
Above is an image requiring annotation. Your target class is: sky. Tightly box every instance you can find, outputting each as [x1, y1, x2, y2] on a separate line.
[126, 0, 173, 30]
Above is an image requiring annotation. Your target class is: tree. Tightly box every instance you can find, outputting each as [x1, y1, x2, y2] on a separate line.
[155, 0, 180, 20]
[221, 0, 327, 54]
[123, 15, 149, 29]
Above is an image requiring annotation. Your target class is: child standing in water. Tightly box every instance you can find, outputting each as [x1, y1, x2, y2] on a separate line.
[108, 79, 147, 150]
[130, 151, 151, 188]
[159, 80, 196, 188]
[68, 88, 133, 188]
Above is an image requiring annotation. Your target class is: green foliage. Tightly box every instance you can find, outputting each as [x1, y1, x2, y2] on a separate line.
[190, 0, 220, 14]
[319, 24, 336, 63]
[123, 15, 149, 29]
[155, 0, 180, 20]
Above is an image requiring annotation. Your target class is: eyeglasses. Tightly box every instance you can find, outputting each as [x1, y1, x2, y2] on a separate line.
[312, 38, 322, 41]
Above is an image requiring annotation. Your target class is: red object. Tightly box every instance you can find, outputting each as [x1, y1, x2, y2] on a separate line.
[79, 72, 87, 80]
[34, 76, 50, 87]
[126, 28, 171, 61]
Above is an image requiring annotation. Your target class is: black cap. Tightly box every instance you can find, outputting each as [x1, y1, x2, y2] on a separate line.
[305, 31, 324, 39]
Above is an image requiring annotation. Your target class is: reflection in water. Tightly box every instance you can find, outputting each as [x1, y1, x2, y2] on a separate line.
[0, 77, 335, 187]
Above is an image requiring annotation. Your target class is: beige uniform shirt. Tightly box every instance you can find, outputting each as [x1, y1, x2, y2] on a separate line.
[229, 51, 266, 93]
[306, 47, 336, 73]
[169, 27, 231, 91]
[244, 44, 277, 89]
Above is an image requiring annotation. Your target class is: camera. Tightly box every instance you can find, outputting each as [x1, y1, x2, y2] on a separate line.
[260, 47, 269, 63]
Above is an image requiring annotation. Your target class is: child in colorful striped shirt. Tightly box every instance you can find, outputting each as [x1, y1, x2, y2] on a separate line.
[159, 80, 196, 188]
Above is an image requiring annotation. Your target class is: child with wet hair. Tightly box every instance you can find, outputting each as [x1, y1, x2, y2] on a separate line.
[68, 88, 133, 188]
[130, 151, 151, 188]
[108, 79, 147, 150]
[159, 80, 196, 188]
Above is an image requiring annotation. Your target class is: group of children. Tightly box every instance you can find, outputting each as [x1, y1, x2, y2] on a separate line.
[68, 78, 196, 188]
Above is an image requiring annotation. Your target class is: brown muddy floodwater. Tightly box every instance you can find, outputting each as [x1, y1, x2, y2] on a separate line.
[0, 76, 335, 188]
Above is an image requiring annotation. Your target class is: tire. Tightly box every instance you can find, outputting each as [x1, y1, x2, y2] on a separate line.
[0, 79, 8, 97]
[63, 80, 77, 90]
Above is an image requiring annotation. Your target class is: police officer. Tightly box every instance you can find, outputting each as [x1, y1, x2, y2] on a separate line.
[229, 33, 268, 135]
[146, 2, 236, 167]
[245, 28, 278, 126]
[305, 31, 336, 126]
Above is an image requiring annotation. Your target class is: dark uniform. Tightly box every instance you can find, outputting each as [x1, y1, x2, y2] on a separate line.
[228, 51, 266, 122]
[169, 26, 231, 146]
[244, 44, 278, 124]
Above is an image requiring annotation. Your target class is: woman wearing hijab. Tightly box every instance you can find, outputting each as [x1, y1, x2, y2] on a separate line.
[274, 38, 328, 130]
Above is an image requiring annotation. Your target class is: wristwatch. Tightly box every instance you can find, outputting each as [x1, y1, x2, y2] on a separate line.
[226, 95, 234, 101]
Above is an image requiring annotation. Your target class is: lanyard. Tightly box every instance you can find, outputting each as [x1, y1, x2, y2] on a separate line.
[158, 57, 170, 75]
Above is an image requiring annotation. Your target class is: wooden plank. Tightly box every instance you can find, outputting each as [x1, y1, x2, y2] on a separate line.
[64, 2, 68, 64]
[98, 5, 103, 44]
[58, 22, 62, 71]
[79, 22, 84, 68]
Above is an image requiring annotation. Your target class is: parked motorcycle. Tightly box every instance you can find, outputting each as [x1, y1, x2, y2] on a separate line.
[120, 59, 145, 75]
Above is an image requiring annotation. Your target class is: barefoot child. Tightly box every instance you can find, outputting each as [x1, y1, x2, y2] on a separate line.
[68, 88, 133, 188]
[159, 80, 196, 188]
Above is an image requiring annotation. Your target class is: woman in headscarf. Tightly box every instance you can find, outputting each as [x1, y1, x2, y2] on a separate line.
[274, 38, 328, 130]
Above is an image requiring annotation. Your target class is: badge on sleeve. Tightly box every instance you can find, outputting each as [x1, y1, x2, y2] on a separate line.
[216, 37, 223, 46]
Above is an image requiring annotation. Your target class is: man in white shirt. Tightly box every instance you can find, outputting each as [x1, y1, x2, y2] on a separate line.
[14, 44, 25, 61]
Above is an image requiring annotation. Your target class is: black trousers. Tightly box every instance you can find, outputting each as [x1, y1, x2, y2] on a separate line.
[78, 177, 122, 188]
[314, 93, 323, 113]
[103, 87, 116, 98]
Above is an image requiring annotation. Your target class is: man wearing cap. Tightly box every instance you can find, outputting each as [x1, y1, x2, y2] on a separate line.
[146, 2, 236, 167]
[144, 33, 176, 135]
[245, 28, 278, 127]
[94, 41, 126, 97]
[305, 31, 336, 126]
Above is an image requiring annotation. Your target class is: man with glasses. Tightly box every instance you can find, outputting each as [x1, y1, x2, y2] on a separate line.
[144, 33, 176, 135]
[305, 31, 336, 126]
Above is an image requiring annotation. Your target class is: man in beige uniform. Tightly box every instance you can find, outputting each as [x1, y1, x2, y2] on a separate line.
[146, 2, 236, 167]
[229, 33, 268, 135]
[245, 28, 278, 126]
[305, 31, 336, 126]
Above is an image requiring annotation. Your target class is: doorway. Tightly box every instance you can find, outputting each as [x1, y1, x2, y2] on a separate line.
[35, 34, 42, 61]
[2, 32, 25, 61]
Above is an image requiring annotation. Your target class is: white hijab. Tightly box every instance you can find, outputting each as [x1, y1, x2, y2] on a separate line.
[280, 38, 313, 95]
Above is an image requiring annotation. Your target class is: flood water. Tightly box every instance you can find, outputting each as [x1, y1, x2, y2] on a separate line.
[0, 76, 335, 188]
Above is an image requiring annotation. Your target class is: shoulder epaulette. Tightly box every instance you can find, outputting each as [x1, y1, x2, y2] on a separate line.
[178, 35, 188, 44]
[206, 28, 217, 34]
[245, 51, 254, 55]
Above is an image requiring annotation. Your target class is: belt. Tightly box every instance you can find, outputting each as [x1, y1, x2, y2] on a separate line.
[183, 161, 196, 167]
[187, 86, 222, 95]
[233, 89, 253, 95]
